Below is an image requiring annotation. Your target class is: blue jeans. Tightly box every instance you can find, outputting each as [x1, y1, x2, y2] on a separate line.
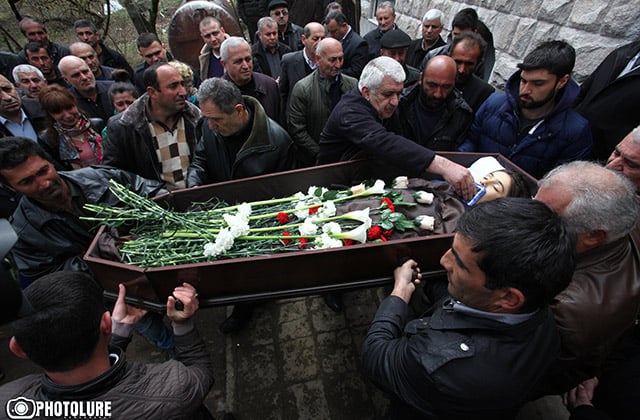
[134, 312, 174, 350]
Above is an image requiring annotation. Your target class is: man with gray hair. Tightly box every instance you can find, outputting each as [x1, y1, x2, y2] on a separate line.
[187, 77, 294, 333]
[319, 56, 476, 199]
[406, 9, 446, 68]
[606, 126, 640, 192]
[363, 1, 398, 59]
[221, 36, 282, 124]
[535, 161, 640, 392]
[12, 64, 45, 99]
[187, 77, 293, 186]
[251, 16, 291, 80]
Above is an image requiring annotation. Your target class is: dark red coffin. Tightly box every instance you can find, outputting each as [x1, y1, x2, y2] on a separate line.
[84, 154, 536, 310]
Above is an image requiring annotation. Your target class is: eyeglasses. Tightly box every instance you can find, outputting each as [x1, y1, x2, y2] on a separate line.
[271, 9, 288, 16]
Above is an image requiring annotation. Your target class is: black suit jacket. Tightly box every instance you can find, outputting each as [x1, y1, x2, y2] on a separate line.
[341, 29, 370, 79]
[405, 37, 446, 69]
[279, 50, 313, 113]
[251, 41, 291, 79]
[574, 40, 640, 160]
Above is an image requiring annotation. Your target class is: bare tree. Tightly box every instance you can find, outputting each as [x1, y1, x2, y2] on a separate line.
[121, 0, 160, 35]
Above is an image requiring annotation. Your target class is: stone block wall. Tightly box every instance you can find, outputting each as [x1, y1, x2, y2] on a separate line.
[361, 0, 640, 88]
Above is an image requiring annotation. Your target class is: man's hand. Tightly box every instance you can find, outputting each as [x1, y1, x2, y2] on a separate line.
[167, 282, 199, 323]
[112, 283, 148, 324]
[391, 259, 421, 303]
[564, 377, 598, 410]
[427, 155, 475, 200]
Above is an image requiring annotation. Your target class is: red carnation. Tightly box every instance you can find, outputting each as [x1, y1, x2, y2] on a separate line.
[281, 231, 291, 245]
[383, 229, 394, 238]
[343, 239, 354, 246]
[308, 206, 320, 215]
[367, 226, 383, 241]
[381, 197, 395, 212]
[277, 212, 289, 224]
[298, 237, 309, 249]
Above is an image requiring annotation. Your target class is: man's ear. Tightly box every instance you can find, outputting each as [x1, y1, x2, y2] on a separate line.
[9, 337, 29, 359]
[361, 86, 370, 101]
[496, 287, 526, 312]
[100, 311, 112, 336]
[583, 229, 608, 248]
[557, 73, 570, 90]
[233, 103, 245, 115]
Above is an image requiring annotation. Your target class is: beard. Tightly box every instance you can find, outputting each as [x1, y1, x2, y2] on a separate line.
[419, 89, 447, 111]
[519, 87, 557, 109]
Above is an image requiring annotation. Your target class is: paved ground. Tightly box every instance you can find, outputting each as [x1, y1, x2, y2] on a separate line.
[0, 287, 570, 419]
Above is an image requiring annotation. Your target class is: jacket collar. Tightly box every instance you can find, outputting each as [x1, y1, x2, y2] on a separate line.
[504, 69, 580, 120]
[39, 346, 128, 401]
[235, 96, 272, 152]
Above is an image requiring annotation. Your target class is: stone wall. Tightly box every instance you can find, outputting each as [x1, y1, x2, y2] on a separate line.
[360, 0, 640, 88]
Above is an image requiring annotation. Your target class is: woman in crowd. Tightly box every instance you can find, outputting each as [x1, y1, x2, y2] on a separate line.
[39, 84, 103, 169]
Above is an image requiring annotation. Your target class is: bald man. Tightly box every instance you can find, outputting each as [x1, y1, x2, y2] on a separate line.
[288, 37, 357, 166]
[279, 21, 325, 113]
[394, 55, 473, 150]
[58, 55, 114, 121]
[69, 42, 115, 81]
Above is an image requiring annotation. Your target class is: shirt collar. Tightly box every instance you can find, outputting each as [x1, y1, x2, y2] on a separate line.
[303, 48, 316, 69]
[0, 108, 28, 125]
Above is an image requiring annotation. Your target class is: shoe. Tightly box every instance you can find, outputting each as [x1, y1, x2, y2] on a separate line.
[219, 304, 253, 334]
[323, 293, 343, 313]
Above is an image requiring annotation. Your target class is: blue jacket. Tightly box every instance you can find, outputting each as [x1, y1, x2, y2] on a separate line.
[459, 70, 592, 178]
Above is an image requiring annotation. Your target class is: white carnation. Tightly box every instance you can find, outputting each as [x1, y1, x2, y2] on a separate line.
[322, 222, 342, 235]
[313, 233, 344, 249]
[299, 218, 319, 236]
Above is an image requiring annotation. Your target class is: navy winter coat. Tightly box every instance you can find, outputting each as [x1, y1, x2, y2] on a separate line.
[459, 70, 592, 178]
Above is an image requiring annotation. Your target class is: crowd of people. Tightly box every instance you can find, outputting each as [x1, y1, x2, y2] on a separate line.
[0, 1, 639, 419]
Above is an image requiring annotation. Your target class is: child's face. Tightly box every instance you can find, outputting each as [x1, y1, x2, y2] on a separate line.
[112, 92, 136, 113]
[478, 171, 512, 203]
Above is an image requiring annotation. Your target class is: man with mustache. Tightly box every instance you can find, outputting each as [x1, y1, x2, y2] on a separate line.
[104, 62, 201, 190]
[459, 40, 592, 179]
[23, 42, 66, 87]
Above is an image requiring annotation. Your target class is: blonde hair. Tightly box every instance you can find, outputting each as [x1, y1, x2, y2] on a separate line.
[167, 61, 196, 95]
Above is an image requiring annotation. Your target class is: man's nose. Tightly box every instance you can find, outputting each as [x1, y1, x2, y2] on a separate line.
[440, 249, 452, 270]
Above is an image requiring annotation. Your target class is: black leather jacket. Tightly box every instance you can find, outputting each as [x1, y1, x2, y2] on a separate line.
[394, 83, 474, 151]
[10, 166, 166, 281]
[104, 93, 201, 183]
[187, 96, 295, 186]
[363, 296, 561, 419]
